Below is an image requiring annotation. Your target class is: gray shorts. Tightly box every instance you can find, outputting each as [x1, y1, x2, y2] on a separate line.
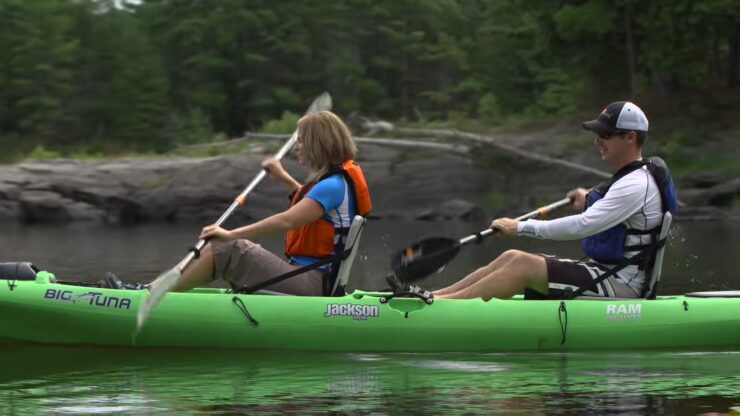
[211, 239, 324, 296]
[544, 255, 640, 298]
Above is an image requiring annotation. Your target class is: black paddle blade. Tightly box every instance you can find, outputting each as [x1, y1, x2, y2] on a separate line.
[392, 237, 461, 283]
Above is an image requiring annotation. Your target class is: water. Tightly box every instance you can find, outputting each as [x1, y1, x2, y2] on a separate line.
[0, 219, 737, 292]
[0, 345, 738, 415]
[1, 219, 739, 414]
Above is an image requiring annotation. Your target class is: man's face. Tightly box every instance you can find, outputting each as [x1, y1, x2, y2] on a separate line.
[594, 131, 629, 163]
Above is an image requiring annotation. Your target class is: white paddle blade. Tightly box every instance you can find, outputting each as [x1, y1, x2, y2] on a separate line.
[307, 91, 332, 114]
[136, 267, 181, 332]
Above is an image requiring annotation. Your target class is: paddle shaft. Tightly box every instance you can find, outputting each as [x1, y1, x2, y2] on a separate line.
[184, 133, 298, 267]
[458, 196, 579, 247]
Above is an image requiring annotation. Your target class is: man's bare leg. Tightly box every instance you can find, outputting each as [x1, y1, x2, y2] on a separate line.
[433, 249, 520, 296]
[436, 251, 548, 300]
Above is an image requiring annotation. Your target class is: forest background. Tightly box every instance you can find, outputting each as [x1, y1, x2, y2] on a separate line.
[1, 0, 738, 180]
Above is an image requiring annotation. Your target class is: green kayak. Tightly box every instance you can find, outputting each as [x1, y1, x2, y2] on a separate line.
[1, 270, 739, 352]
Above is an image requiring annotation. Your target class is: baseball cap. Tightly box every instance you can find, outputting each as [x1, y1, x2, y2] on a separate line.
[582, 101, 649, 136]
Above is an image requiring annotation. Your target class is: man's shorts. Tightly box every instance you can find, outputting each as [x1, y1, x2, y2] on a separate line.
[211, 239, 324, 296]
[543, 255, 639, 298]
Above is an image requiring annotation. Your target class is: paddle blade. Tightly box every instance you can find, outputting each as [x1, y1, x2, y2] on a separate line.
[392, 237, 461, 283]
[136, 266, 181, 332]
[307, 91, 333, 113]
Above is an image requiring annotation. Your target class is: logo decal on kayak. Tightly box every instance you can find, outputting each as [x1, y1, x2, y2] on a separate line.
[606, 303, 641, 321]
[324, 303, 379, 320]
[44, 289, 132, 310]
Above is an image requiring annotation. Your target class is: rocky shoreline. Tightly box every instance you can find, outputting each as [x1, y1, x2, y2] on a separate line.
[0, 140, 737, 225]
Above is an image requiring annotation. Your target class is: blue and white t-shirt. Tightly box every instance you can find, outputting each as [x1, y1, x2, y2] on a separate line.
[290, 173, 357, 267]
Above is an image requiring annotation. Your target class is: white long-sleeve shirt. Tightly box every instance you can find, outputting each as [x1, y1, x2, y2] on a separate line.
[517, 165, 663, 293]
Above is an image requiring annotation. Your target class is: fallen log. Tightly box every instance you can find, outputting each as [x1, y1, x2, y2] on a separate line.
[394, 127, 611, 179]
[178, 132, 470, 154]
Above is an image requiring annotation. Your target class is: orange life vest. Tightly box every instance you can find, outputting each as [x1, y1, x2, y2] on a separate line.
[284, 160, 371, 259]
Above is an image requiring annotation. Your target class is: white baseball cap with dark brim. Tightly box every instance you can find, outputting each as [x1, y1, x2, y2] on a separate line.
[582, 101, 649, 136]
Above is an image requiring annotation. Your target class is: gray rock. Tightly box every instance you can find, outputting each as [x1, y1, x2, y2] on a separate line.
[19, 190, 105, 223]
[680, 171, 729, 189]
[680, 178, 740, 208]
[0, 138, 736, 224]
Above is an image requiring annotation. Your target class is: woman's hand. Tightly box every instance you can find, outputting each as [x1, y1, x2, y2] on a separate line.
[490, 217, 519, 236]
[262, 157, 287, 180]
[199, 224, 235, 242]
[567, 187, 588, 211]
[262, 157, 301, 192]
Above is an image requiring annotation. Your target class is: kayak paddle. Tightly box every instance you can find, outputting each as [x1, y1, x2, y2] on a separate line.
[392, 195, 581, 284]
[136, 92, 333, 332]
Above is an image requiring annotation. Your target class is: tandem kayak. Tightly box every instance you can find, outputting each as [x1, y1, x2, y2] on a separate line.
[1, 270, 739, 352]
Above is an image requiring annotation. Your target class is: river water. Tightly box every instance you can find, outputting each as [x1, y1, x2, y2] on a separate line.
[1, 219, 739, 414]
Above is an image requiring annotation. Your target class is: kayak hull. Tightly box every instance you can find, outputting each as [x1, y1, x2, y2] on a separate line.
[2, 274, 739, 352]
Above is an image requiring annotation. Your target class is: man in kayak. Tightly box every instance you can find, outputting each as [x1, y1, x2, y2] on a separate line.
[434, 101, 677, 300]
[145, 111, 371, 296]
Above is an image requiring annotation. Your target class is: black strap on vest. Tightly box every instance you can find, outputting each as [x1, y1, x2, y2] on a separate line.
[235, 246, 352, 296]
[623, 228, 661, 254]
[288, 164, 346, 206]
[590, 160, 646, 198]
[323, 228, 349, 296]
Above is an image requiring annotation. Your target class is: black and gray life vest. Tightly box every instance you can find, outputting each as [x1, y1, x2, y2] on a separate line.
[581, 157, 678, 265]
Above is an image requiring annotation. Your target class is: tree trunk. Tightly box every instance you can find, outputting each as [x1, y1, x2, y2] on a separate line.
[728, 15, 740, 88]
[624, 3, 638, 94]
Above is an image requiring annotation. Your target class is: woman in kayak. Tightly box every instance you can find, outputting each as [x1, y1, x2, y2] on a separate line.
[149, 111, 371, 296]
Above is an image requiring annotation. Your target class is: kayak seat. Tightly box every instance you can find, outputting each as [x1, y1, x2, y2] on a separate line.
[569, 211, 673, 300]
[332, 215, 367, 295]
[641, 211, 673, 299]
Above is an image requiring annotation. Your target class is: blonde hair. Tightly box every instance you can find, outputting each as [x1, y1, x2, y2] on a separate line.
[297, 111, 357, 182]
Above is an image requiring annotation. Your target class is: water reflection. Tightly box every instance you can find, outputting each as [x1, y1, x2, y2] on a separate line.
[0, 345, 738, 415]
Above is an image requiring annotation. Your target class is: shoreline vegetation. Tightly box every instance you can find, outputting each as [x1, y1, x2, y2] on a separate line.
[1, 114, 738, 225]
[0, 0, 737, 222]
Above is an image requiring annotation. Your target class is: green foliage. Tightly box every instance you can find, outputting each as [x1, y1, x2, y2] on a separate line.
[26, 144, 61, 160]
[477, 93, 502, 124]
[164, 108, 214, 145]
[260, 111, 300, 134]
[553, 1, 616, 40]
[527, 69, 580, 116]
[0, 0, 738, 162]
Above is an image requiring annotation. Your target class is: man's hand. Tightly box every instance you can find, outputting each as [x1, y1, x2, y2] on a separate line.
[567, 187, 588, 211]
[490, 217, 519, 236]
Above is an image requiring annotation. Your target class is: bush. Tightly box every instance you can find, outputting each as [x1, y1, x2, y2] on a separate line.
[164, 108, 215, 146]
[0, 133, 35, 163]
[26, 144, 61, 160]
[260, 111, 300, 134]
[477, 93, 502, 124]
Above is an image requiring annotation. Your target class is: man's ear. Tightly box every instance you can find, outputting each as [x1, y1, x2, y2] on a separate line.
[625, 130, 637, 144]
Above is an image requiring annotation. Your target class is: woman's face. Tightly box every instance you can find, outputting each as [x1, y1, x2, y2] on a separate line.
[295, 134, 307, 166]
